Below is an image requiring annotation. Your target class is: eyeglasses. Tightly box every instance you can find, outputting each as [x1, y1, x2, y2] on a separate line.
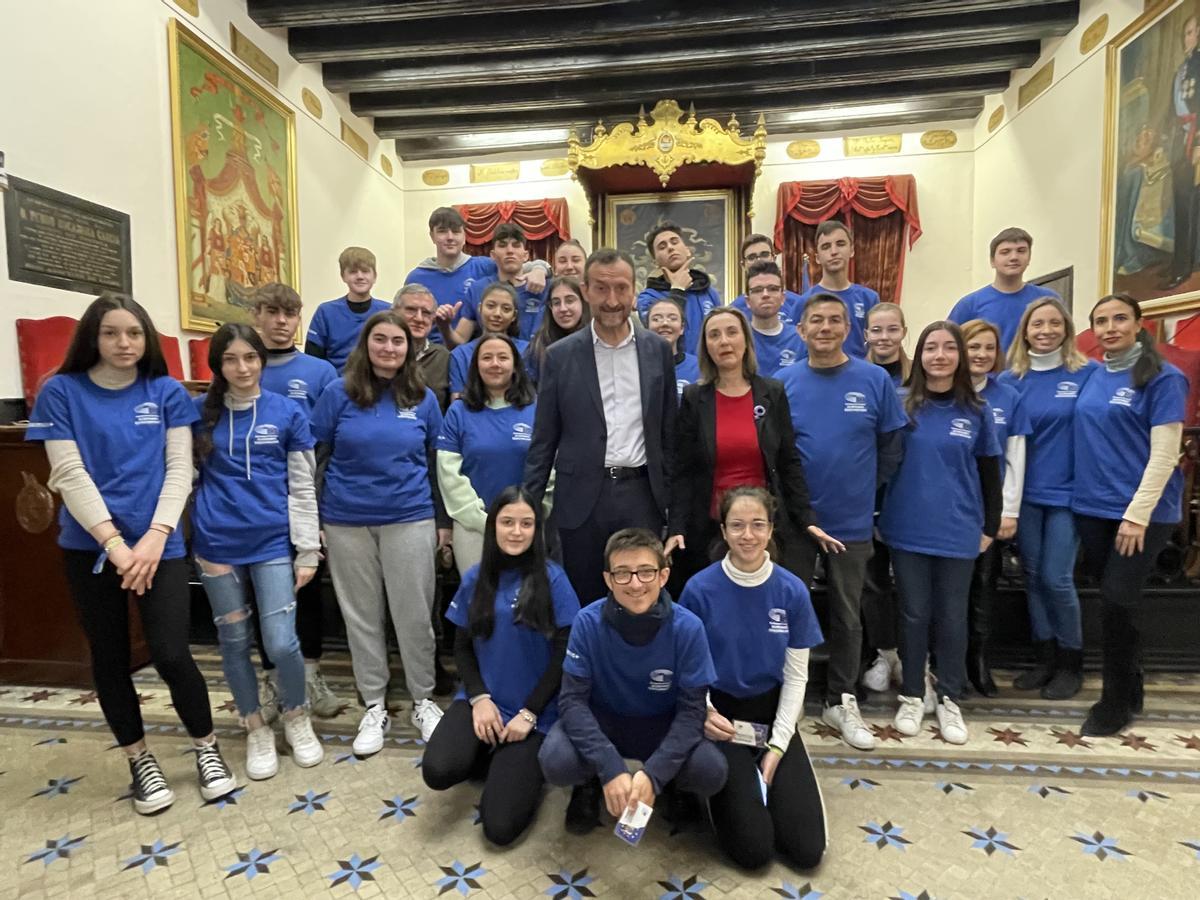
[747, 285, 783, 296]
[724, 520, 771, 536]
[608, 566, 662, 584]
[743, 250, 773, 263]
[401, 306, 434, 319]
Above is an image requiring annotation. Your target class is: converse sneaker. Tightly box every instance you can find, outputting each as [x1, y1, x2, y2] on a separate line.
[936, 698, 969, 745]
[353, 703, 389, 757]
[306, 670, 341, 718]
[412, 698, 444, 743]
[861, 654, 892, 693]
[245, 725, 279, 780]
[822, 693, 877, 750]
[284, 712, 325, 768]
[893, 694, 926, 736]
[127, 750, 174, 816]
[258, 674, 280, 725]
[195, 741, 238, 801]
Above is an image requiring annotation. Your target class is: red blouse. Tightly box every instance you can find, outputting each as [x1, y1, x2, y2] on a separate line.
[711, 389, 766, 518]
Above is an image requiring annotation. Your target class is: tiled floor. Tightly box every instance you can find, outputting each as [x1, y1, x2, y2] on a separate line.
[4, 651, 1200, 899]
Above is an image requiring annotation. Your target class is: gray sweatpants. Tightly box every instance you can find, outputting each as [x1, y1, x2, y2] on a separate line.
[325, 520, 437, 707]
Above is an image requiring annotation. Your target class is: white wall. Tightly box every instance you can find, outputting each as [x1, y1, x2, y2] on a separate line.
[0, 0, 406, 397]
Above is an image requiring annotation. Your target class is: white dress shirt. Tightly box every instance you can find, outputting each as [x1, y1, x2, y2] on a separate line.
[592, 320, 647, 467]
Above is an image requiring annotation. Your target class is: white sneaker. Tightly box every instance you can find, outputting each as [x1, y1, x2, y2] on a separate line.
[258, 675, 280, 725]
[894, 694, 925, 736]
[823, 694, 876, 750]
[861, 654, 891, 693]
[923, 668, 938, 715]
[411, 698, 444, 743]
[245, 725, 279, 780]
[284, 712, 325, 768]
[306, 670, 341, 718]
[936, 698, 969, 745]
[352, 704, 389, 757]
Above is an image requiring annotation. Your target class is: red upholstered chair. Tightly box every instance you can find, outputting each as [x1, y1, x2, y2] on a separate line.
[15, 316, 79, 409]
[159, 335, 186, 381]
[1161, 343, 1200, 428]
[188, 338, 212, 381]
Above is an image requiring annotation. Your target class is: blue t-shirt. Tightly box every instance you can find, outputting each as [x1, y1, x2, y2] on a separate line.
[797, 283, 878, 358]
[879, 398, 1002, 558]
[448, 336, 530, 395]
[563, 599, 716, 719]
[1071, 363, 1189, 523]
[404, 255, 499, 345]
[998, 363, 1096, 507]
[948, 283, 1059, 353]
[751, 324, 806, 377]
[307, 297, 391, 373]
[462, 278, 549, 343]
[310, 380, 443, 525]
[678, 562, 823, 699]
[637, 284, 721, 358]
[26, 373, 199, 557]
[674, 352, 701, 400]
[446, 562, 579, 732]
[779, 358, 909, 542]
[437, 400, 537, 508]
[731, 290, 805, 329]
[259, 351, 337, 416]
[191, 392, 313, 565]
[978, 375, 1032, 447]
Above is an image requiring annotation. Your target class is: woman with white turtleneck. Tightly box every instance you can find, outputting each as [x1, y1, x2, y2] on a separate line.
[1071, 293, 1188, 736]
[678, 486, 827, 871]
[999, 298, 1096, 700]
[192, 323, 324, 781]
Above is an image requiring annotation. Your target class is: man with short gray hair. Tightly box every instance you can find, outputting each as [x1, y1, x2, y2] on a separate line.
[394, 283, 451, 410]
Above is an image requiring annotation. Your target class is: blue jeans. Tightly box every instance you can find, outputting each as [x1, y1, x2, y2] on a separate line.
[197, 556, 306, 717]
[1016, 502, 1082, 649]
[891, 549, 975, 701]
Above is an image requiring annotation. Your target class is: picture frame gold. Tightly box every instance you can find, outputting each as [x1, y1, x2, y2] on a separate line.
[1100, 0, 1200, 316]
[167, 19, 300, 333]
[602, 189, 740, 301]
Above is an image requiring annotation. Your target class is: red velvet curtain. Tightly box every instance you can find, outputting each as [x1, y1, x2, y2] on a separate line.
[774, 176, 921, 303]
[456, 198, 571, 263]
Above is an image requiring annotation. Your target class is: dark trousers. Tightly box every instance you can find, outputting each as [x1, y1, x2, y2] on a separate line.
[707, 689, 826, 869]
[861, 536, 898, 651]
[422, 700, 546, 846]
[257, 557, 326, 669]
[539, 716, 727, 797]
[789, 535, 874, 703]
[560, 473, 663, 606]
[891, 549, 975, 701]
[63, 552, 213, 747]
[967, 541, 1001, 646]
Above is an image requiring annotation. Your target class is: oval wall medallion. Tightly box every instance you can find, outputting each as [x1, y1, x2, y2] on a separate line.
[988, 105, 1006, 133]
[786, 140, 820, 159]
[1080, 14, 1109, 55]
[301, 88, 323, 119]
[422, 168, 450, 186]
[920, 129, 958, 150]
[380, 155, 393, 177]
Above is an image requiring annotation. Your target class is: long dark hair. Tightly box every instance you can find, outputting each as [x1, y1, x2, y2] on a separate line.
[196, 324, 267, 463]
[343, 311, 426, 409]
[58, 293, 168, 378]
[530, 275, 590, 370]
[904, 320, 980, 416]
[475, 282, 521, 338]
[468, 486, 555, 640]
[462, 333, 536, 412]
[1090, 293, 1164, 389]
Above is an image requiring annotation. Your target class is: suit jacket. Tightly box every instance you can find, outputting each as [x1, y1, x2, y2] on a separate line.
[523, 325, 677, 530]
[668, 375, 815, 541]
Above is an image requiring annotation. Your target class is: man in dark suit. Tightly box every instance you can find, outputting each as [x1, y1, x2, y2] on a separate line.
[524, 247, 677, 604]
[1166, 14, 1200, 289]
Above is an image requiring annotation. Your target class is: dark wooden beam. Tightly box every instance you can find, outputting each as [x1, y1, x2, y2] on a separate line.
[287, 0, 1077, 63]
[247, 0, 636, 28]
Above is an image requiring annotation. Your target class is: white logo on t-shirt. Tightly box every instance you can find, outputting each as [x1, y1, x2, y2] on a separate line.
[397, 407, 418, 420]
[648, 668, 674, 692]
[768, 608, 789, 634]
[778, 349, 798, 368]
[676, 378, 691, 397]
[844, 391, 867, 413]
[949, 417, 974, 439]
[134, 402, 161, 426]
[990, 406, 1008, 426]
[1109, 387, 1136, 407]
[286, 378, 308, 399]
[1054, 381, 1080, 399]
[512, 422, 533, 442]
[701, 299, 715, 315]
[854, 301, 865, 318]
[252, 424, 280, 445]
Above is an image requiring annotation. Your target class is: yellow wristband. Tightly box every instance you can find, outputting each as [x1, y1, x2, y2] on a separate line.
[103, 535, 126, 552]
[767, 743, 785, 757]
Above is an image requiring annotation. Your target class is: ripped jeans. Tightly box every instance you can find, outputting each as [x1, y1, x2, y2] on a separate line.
[197, 556, 306, 718]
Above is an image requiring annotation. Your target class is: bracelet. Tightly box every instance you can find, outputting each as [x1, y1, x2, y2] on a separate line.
[103, 535, 126, 552]
[767, 743, 785, 757]
[468, 693, 491, 706]
[519, 709, 537, 725]
[149, 524, 172, 536]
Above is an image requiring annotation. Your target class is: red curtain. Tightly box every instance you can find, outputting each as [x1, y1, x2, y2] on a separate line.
[456, 198, 571, 263]
[774, 176, 921, 303]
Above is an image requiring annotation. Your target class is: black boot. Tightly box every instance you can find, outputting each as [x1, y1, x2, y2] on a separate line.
[1082, 604, 1137, 737]
[564, 778, 601, 835]
[1013, 640, 1055, 690]
[967, 639, 999, 697]
[1041, 647, 1084, 700]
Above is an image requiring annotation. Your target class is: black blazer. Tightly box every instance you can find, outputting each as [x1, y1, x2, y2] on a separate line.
[668, 375, 815, 541]
[523, 326, 677, 531]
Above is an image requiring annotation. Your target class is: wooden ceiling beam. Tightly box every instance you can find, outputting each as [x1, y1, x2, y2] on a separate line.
[247, 0, 635, 28]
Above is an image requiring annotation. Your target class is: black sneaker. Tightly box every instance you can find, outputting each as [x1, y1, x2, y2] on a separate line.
[564, 777, 601, 835]
[194, 740, 238, 802]
[128, 750, 175, 815]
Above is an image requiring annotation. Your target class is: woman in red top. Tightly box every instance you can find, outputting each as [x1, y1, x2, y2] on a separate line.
[666, 308, 840, 584]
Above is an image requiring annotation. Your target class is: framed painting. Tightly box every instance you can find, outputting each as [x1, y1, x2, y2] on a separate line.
[168, 19, 299, 333]
[602, 189, 740, 300]
[1101, 0, 1200, 315]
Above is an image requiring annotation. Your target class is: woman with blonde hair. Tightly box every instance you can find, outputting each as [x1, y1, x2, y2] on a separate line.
[998, 297, 1095, 699]
[865, 302, 911, 386]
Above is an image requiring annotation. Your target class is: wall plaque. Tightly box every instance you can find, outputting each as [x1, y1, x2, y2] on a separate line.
[341, 120, 369, 160]
[920, 129, 958, 150]
[380, 155, 394, 177]
[1080, 14, 1109, 54]
[176, 0, 199, 15]
[786, 140, 821, 159]
[301, 87, 323, 119]
[422, 168, 450, 186]
[540, 158, 569, 177]
[229, 25, 278, 87]
[3, 176, 132, 295]
[844, 134, 901, 156]
[988, 104, 1006, 132]
[1018, 60, 1055, 111]
[470, 162, 520, 183]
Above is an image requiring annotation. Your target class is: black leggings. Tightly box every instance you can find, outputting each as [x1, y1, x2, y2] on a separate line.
[257, 557, 326, 668]
[422, 699, 546, 846]
[63, 551, 213, 747]
[707, 689, 827, 869]
[1074, 515, 1174, 609]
